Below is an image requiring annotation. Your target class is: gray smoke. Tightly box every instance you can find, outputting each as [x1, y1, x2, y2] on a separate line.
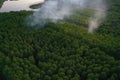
[28, 0, 107, 32]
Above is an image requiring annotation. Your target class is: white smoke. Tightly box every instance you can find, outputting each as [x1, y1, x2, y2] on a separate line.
[28, 0, 107, 32]
[88, 0, 107, 33]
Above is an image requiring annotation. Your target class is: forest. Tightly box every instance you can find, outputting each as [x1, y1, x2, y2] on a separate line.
[0, 0, 120, 80]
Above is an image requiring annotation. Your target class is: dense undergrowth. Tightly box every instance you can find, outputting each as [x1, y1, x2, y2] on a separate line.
[0, 0, 120, 80]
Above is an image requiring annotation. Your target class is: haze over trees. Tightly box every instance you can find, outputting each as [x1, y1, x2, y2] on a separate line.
[0, 0, 120, 80]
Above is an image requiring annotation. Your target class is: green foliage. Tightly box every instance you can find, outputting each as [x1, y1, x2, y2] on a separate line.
[97, 0, 120, 37]
[64, 9, 94, 27]
[0, 0, 120, 80]
[0, 0, 4, 7]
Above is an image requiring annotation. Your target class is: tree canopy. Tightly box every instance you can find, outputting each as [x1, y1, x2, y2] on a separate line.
[0, 0, 120, 80]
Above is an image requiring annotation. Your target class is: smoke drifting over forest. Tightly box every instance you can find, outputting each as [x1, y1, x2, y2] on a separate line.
[87, 0, 107, 32]
[28, 0, 107, 32]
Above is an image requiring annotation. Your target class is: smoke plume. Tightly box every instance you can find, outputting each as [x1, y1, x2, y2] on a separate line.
[28, 0, 107, 32]
[87, 0, 107, 33]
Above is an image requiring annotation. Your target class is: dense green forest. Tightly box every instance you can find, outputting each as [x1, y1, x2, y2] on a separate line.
[0, 0, 120, 80]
